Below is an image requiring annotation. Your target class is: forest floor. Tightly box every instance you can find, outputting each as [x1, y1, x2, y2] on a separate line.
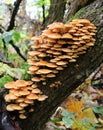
[45, 64, 103, 130]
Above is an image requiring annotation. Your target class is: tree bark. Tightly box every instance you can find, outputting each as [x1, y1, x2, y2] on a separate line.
[0, 0, 103, 130]
[44, 0, 66, 28]
[64, 0, 95, 22]
[17, 0, 103, 130]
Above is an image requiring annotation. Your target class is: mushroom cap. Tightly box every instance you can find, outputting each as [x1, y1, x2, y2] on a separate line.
[19, 102, 28, 107]
[42, 29, 52, 35]
[44, 33, 61, 39]
[56, 61, 67, 66]
[28, 51, 40, 56]
[12, 104, 23, 110]
[31, 35, 44, 41]
[29, 108, 34, 112]
[27, 59, 37, 65]
[47, 73, 56, 78]
[6, 104, 15, 111]
[62, 48, 73, 53]
[72, 19, 90, 24]
[7, 104, 23, 111]
[19, 90, 30, 96]
[38, 52, 47, 57]
[57, 40, 66, 45]
[27, 93, 38, 100]
[56, 66, 64, 70]
[29, 66, 39, 71]
[47, 22, 65, 29]
[19, 114, 27, 119]
[37, 69, 52, 74]
[69, 59, 76, 62]
[24, 99, 34, 104]
[19, 110, 26, 113]
[6, 94, 18, 100]
[31, 84, 38, 88]
[16, 98, 25, 103]
[46, 62, 57, 68]
[36, 60, 48, 66]
[32, 88, 42, 94]
[15, 80, 27, 87]
[13, 90, 21, 97]
[45, 38, 56, 43]
[81, 35, 91, 40]
[61, 33, 73, 39]
[38, 95, 48, 101]
[4, 82, 16, 89]
[32, 77, 41, 82]
[4, 95, 11, 102]
[26, 81, 33, 86]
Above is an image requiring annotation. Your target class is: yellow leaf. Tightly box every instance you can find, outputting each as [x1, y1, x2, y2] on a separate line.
[83, 108, 97, 123]
[98, 118, 103, 124]
[56, 121, 65, 126]
[67, 100, 84, 120]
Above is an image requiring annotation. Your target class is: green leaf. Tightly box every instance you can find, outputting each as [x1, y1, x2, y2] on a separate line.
[62, 117, 74, 128]
[0, 62, 30, 79]
[0, 75, 13, 87]
[92, 106, 103, 115]
[13, 30, 21, 43]
[50, 118, 61, 123]
[80, 118, 92, 125]
[0, 39, 4, 48]
[61, 108, 75, 118]
[3, 31, 13, 43]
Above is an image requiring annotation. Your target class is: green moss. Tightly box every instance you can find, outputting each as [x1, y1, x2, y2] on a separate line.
[67, 8, 85, 23]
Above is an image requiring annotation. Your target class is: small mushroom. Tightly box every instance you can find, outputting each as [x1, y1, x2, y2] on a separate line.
[38, 95, 48, 101]
[37, 69, 52, 74]
[27, 94, 38, 100]
[19, 114, 27, 119]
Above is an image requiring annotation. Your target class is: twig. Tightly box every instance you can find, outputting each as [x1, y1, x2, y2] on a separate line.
[5, 0, 26, 61]
[10, 40, 26, 61]
[2, 39, 26, 61]
[7, 0, 23, 31]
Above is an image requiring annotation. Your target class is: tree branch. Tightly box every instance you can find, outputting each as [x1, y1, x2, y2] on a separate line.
[2, 39, 26, 61]
[7, 0, 23, 31]
[9, 40, 27, 61]
[5, 0, 26, 61]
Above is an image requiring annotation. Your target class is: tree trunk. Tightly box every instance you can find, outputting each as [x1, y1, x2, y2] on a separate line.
[17, 0, 103, 130]
[44, 0, 66, 28]
[64, 0, 95, 22]
[0, 0, 103, 130]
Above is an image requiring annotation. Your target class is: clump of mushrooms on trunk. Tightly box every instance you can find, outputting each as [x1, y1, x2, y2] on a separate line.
[4, 19, 96, 119]
[28, 19, 96, 85]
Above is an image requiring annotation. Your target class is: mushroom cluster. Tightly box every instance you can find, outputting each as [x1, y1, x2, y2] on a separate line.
[4, 19, 96, 120]
[4, 80, 48, 119]
[28, 19, 96, 85]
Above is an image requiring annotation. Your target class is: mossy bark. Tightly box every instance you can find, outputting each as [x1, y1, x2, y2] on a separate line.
[64, 0, 95, 22]
[0, 0, 103, 130]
